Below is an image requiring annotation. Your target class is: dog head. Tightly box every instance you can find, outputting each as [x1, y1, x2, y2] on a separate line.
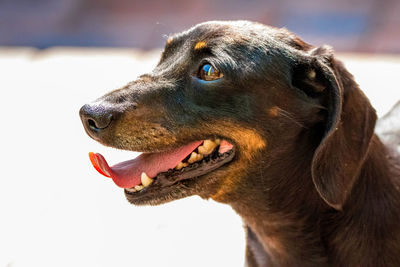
[80, 21, 376, 210]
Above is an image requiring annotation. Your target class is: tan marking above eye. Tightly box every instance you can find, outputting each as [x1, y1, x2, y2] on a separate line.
[166, 37, 173, 45]
[268, 106, 279, 117]
[194, 41, 207, 50]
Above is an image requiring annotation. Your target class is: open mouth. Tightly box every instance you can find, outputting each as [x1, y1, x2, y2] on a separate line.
[89, 139, 235, 195]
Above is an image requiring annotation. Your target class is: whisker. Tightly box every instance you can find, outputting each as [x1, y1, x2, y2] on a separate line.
[275, 107, 308, 129]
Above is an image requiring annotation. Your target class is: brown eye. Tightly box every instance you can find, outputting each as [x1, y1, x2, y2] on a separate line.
[198, 64, 223, 81]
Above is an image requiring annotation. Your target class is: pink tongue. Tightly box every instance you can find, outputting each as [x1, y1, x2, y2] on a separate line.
[89, 141, 202, 188]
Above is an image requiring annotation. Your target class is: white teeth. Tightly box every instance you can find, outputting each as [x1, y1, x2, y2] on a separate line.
[125, 187, 137, 193]
[175, 161, 189, 170]
[177, 139, 220, 168]
[134, 185, 144, 191]
[198, 139, 218, 155]
[188, 151, 203, 164]
[126, 172, 153, 193]
[127, 139, 224, 193]
[141, 172, 154, 187]
[187, 152, 198, 163]
[197, 145, 207, 155]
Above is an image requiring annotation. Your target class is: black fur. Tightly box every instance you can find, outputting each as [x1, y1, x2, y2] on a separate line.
[80, 21, 400, 266]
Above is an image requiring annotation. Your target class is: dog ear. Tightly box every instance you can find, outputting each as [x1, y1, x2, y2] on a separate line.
[295, 46, 377, 210]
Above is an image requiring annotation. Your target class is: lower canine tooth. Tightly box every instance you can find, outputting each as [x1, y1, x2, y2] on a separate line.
[126, 188, 137, 193]
[141, 172, 153, 187]
[135, 185, 144, 191]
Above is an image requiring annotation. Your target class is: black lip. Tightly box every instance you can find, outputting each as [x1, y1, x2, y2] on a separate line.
[156, 147, 235, 186]
[124, 147, 236, 198]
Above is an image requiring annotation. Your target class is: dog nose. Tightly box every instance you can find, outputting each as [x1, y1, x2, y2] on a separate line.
[79, 104, 114, 134]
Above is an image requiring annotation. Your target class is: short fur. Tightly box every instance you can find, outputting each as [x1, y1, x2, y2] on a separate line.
[80, 21, 400, 266]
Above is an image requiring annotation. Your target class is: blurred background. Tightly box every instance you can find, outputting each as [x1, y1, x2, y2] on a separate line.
[1, 0, 400, 53]
[1, 1, 399, 267]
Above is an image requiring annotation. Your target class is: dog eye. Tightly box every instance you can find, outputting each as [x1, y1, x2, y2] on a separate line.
[198, 64, 223, 81]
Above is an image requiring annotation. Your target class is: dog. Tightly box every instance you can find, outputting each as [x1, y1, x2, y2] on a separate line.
[79, 21, 400, 266]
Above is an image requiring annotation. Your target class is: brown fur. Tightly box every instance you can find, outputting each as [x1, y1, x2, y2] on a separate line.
[80, 21, 400, 266]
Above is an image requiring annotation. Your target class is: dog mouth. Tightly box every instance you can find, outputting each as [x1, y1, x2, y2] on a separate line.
[89, 139, 235, 195]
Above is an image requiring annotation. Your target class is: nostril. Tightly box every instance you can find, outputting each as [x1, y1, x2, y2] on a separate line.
[87, 113, 113, 131]
[80, 104, 114, 133]
[88, 118, 99, 131]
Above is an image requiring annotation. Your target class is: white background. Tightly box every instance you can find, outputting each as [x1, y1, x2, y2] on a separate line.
[0, 48, 399, 267]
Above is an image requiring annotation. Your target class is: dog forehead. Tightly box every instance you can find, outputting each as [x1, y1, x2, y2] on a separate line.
[188, 21, 268, 46]
[171, 21, 304, 59]
[160, 23, 268, 65]
[166, 21, 265, 49]
[192, 21, 312, 53]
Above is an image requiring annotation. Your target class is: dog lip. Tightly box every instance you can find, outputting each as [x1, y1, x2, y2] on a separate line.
[124, 146, 236, 199]
[89, 138, 234, 189]
[156, 147, 236, 186]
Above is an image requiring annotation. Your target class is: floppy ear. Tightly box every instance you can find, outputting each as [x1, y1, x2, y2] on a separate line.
[295, 46, 377, 210]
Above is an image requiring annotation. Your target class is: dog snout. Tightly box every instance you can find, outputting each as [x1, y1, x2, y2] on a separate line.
[79, 103, 116, 137]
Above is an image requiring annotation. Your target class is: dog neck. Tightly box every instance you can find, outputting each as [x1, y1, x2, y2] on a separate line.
[223, 135, 400, 266]
[226, 138, 330, 265]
